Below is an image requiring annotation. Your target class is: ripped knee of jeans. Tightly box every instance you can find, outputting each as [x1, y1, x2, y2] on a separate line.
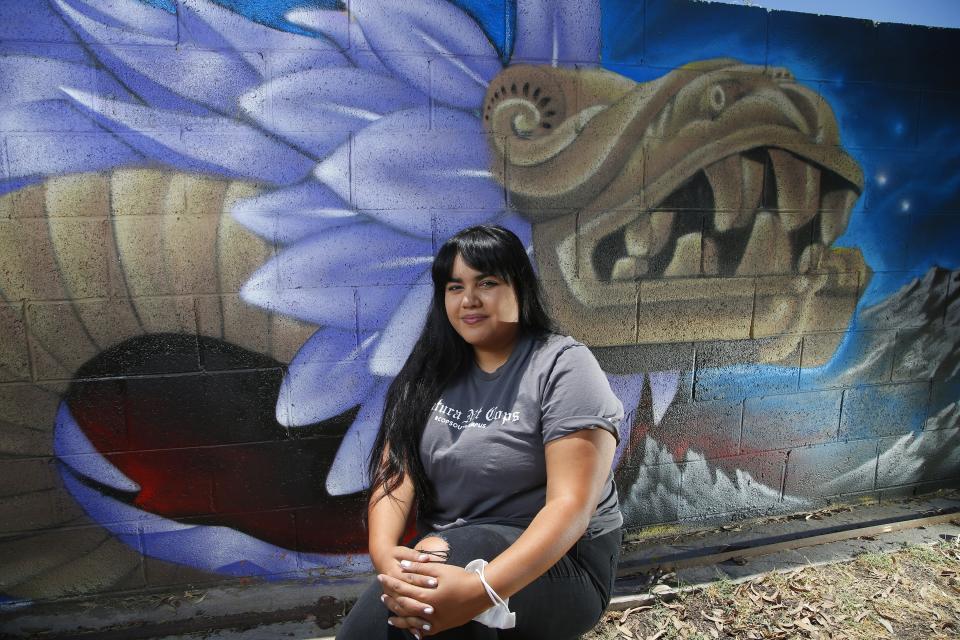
[415, 535, 450, 563]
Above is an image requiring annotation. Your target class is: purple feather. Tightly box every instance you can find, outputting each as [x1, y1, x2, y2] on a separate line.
[351, 0, 502, 109]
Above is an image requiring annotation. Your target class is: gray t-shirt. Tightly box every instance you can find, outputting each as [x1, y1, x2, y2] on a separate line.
[418, 333, 624, 538]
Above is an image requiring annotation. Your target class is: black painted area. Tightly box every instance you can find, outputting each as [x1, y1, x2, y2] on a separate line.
[65, 334, 368, 553]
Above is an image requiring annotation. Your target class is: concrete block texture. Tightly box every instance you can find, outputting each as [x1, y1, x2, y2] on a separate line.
[259, 54, 431, 140]
[121, 368, 288, 451]
[743, 389, 842, 451]
[640, 277, 754, 344]
[892, 325, 960, 382]
[839, 381, 931, 440]
[600, 1, 644, 66]
[948, 271, 960, 324]
[754, 270, 861, 339]
[617, 460, 681, 528]
[0, 303, 29, 382]
[0, 522, 147, 598]
[26, 297, 200, 381]
[0, 173, 110, 219]
[643, 0, 768, 69]
[0, 217, 112, 302]
[535, 211, 640, 346]
[0, 383, 59, 456]
[337, 127, 505, 213]
[876, 427, 960, 487]
[874, 22, 960, 90]
[928, 383, 960, 431]
[5, 132, 141, 179]
[0, 457, 60, 533]
[195, 293, 317, 370]
[648, 398, 742, 460]
[855, 269, 949, 331]
[919, 90, 960, 153]
[694, 337, 800, 401]
[679, 451, 787, 519]
[783, 439, 879, 498]
[817, 82, 920, 151]
[767, 10, 877, 84]
[800, 329, 896, 391]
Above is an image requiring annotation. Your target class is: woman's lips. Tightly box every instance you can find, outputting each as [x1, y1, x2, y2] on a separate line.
[461, 315, 487, 325]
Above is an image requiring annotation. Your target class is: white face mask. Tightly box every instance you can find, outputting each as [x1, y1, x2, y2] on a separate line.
[464, 559, 517, 629]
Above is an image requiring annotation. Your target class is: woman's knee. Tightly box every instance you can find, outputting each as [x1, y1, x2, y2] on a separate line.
[414, 535, 451, 563]
[418, 526, 516, 567]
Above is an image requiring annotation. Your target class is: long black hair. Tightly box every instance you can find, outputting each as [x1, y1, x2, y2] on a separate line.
[367, 224, 554, 512]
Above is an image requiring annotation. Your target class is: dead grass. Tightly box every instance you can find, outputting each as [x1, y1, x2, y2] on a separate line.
[586, 538, 960, 640]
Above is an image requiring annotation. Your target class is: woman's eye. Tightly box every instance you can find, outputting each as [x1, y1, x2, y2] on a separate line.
[480, 280, 497, 288]
[446, 284, 462, 292]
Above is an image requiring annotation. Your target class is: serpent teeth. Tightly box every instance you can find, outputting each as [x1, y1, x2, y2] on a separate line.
[736, 211, 792, 276]
[797, 243, 825, 273]
[625, 211, 674, 257]
[704, 155, 742, 212]
[624, 215, 650, 256]
[665, 232, 702, 277]
[611, 256, 649, 280]
[708, 154, 763, 231]
[820, 188, 856, 245]
[702, 237, 719, 275]
[769, 149, 819, 230]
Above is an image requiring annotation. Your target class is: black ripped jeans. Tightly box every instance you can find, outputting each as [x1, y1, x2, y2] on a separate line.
[336, 524, 621, 639]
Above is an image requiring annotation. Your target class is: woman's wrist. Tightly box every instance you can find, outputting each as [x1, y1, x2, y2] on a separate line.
[368, 542, 397, 573]
[464, 563, 501, 612]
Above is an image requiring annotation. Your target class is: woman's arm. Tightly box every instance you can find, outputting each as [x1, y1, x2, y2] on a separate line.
[367, 469, 415, 573]
[484, 427, 617, 598]
[381, 426, 617, 634]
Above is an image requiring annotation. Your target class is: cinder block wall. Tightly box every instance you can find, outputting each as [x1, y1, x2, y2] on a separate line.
[0, 0, 958, 606]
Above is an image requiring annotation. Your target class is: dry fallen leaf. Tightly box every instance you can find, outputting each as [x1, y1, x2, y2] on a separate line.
[875, 608, 902, 622]
[877, 616, 894, 634]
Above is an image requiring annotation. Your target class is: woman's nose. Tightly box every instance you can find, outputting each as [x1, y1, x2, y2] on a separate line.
[461, 288, 480, 307]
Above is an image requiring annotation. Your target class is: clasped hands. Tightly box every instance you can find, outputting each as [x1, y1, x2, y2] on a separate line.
[375, 545, 492, 638]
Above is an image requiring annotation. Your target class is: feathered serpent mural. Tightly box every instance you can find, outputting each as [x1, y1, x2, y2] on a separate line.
[0, 0, 958, 600]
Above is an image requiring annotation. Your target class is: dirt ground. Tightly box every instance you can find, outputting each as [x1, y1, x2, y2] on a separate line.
[584, 538, 960, 640]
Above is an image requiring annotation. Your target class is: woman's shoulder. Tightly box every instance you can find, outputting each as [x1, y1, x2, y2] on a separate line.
[529, 332, 592, 367]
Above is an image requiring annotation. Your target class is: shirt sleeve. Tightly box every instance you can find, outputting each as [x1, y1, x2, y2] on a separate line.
[540, 343, 624, 444]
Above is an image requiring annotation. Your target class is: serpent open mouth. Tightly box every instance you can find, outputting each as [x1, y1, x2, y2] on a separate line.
[590, 150, 858, 283]
[483, 60, 869, 369]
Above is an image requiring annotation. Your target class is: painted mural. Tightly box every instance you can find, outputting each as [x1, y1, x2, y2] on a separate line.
[0, 0, 958, 603]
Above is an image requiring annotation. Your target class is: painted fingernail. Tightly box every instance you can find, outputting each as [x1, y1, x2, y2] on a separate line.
[380, 594, 387, 603]
[412, 632, 421, 640]
[418, 554, 429, 561]
[386, 619, 394, 626]
[400, 560, 412, 568]
[427, 578, 437, 587]
[423, 623, 432, 631]
[423, 606, 434, 615]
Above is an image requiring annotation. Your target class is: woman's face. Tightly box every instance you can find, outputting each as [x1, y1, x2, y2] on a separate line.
[444, 254, 520, 352]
